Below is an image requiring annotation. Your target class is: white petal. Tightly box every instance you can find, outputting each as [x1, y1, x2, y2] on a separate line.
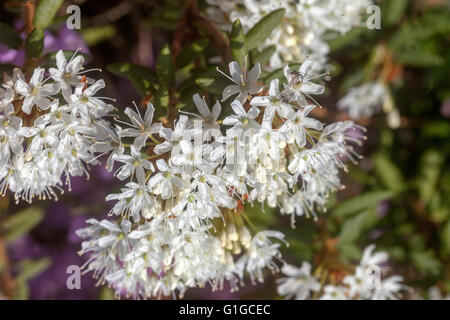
[228, 61, 242, 84]
[231, 100, 246, 117]
[193, 94, 210, 119]
[247, 63, 261, 84]
[222, 84, 240, 101]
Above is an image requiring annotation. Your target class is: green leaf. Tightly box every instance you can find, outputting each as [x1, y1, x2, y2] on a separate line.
[156, 44, 174, 87]
[176, 83, 201, 110]
[81, 25, 116, 46]
[176, 38, 209, 68]
[230, 19, 246, 66]
[13, 257, 51, 299]
[329, 27, 369, 52]
[33, 0, 64, 29]
[25, 28, 45, 58]
[373, 153, 406, 193]
[411, 251, 442, 276]
[334, 190, 395, 218]
[107, 62, 158, 96]
[245, 9, 285, 51]
[441, 221, 450, 255]
[395, 49, 444, 67]
[383, 0, 409, 27]
[3, 207, 45, 243]
[195, 77, 230, 95]
[0, 22, 22, 49]
[417, 150, 444, 205]
[154, 84, 170, 111]
[252, 45, 276, 66]
[99, 287, 115, 300]
[338, 242, 362, 262]
[338, 209, 379, 243]
[16, 258, 51, 283]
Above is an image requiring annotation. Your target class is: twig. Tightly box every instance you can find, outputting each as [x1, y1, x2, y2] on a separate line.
[0, 238, 16, 299]
[171, 0, 195, 62]
[21, 0, 35, 36]
[189, 2, 232, 63]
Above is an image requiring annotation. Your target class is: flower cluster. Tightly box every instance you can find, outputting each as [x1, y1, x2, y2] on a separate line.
[206, 0, 371, 69]
[77, 58, 365, 298]
[337, 82, 386, 120]
[338, 81, 401, 128]
[0, 50, 116, 203]
[278, 245, 406, 300]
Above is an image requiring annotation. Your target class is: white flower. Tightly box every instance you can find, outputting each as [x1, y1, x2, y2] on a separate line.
[241, 230, 286, 283]
[148, 159, 184, 200]
[223, 100, 260, 136]
[280, 105, 323, 147]
[221, 61, 262, 103]
[192, 94, 221, 141]
[0, 104, 23, 160]
[49, 50, 89, 100]
[360, 244, 388, 268]
[428, 286, 450, 300]
[70, 79, 115, 119]
[1, 50, 117, 203]
[115, 145, 154, 182]
[19, 117, 62, 155]
[106, 181, 156, 221]
[92, 122, 124, 171]
[15, 68, 59, 114]
[154, 115, 190, 155]
[372, 276, 404, 300]
[277, 262, 321, 300]
[250, 79, 294, 120]
[121, 103, 161, 150]
[320, 285, 349, 300]
[283, 61, 325, 106]
[338, 82, 386, 120]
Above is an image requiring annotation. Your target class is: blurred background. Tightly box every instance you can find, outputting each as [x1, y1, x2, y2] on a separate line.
[0, 0, 449, 299]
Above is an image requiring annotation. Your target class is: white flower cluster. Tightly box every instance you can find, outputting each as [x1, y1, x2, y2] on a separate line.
[0, 50, 116, 203]
[427, 286, 450, 300]
[337, 82, 387, 120]
[278, 245, 406, 300]
[206, 0, 371, 69]
[77, 59, 365, 299]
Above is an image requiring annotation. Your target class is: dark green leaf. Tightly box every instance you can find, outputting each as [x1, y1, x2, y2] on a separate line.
[107, 62, 158, 96]
[246, 9, 285, 51]
[156, 44, 174, 87]
[338, 209, 378, 243]
[373, 153, 406, 193]
[0, 22, 22, 49]
[383, 0, 409, 27]
[230, 19, 246, 66]
[33, 0, 64, 29]
[81, 25, 116, 46]
[3, 207, 45, 243]
[334, 190, 395, 218]
[176, 38, 209, 68]
[252, 45, 276, 66]
[16, 258, 51, 282]
[411, 251, 442, 276]
[25, 28, 44, 58]
[416, 150, 444, 205]
[195, 77, 230, 95]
